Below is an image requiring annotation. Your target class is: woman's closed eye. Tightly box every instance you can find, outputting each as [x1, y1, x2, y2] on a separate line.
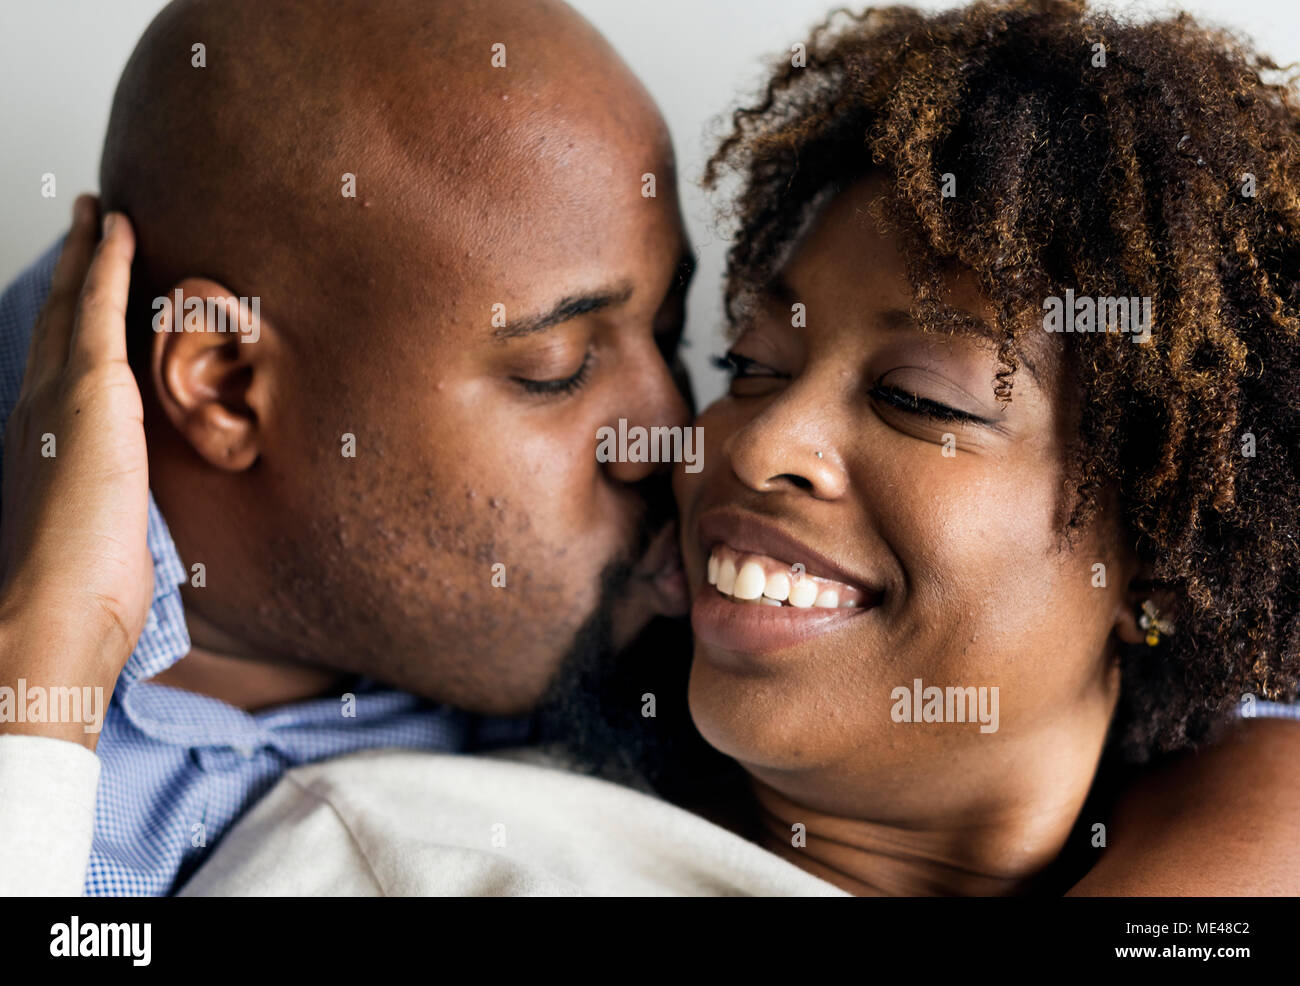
[712, 351, 790, 398]
[868, 383, 989, 424]
[712, 350, 785, 379]
[712, 343, 995, 432]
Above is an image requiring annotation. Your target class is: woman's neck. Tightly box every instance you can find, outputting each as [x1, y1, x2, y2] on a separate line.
[742, 753, 1104, 896]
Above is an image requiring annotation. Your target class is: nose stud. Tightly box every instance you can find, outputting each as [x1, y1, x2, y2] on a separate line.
[816, 451, 823, 459]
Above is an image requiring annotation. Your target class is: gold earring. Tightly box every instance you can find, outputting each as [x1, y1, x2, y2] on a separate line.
[1137, 599, 1174, 647]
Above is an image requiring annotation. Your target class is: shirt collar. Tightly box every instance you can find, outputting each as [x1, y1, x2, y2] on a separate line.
[117, 493, 192, 689]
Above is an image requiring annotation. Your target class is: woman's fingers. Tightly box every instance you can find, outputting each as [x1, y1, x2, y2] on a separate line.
[69, 211, 136, 372]
[21, 198, 137, 392]
[21, 195, 100, 394]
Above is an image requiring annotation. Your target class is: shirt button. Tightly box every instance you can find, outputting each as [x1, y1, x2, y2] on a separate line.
[232, 745, 256, 760]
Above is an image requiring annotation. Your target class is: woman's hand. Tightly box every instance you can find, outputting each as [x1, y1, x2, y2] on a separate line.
[0, 197, 151, 748]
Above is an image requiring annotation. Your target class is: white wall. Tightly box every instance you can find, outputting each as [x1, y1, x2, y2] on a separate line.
[3, 0, 1297, 404]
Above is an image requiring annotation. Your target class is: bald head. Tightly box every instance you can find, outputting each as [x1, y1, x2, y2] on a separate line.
[100, 0, 668, 348]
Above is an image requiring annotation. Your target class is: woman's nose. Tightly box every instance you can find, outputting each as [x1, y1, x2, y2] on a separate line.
[724, 393, 848, 500]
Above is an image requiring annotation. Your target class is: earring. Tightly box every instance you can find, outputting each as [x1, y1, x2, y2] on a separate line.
[1137, 599, 1175, 647]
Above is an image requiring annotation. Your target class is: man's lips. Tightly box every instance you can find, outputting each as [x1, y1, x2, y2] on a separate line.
[631, 520, 689, 617]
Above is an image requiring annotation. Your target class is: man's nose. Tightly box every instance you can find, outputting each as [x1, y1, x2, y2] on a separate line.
[600, 348, 693, 484]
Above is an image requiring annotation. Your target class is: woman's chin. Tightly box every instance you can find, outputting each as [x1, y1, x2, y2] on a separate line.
[685, 586, 886, 770]
[686, 648, 837, 774]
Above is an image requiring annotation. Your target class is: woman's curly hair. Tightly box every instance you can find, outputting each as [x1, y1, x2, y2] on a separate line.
[704, 0, 1300, 760]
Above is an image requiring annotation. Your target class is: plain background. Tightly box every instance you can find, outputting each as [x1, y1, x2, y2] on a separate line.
[2, 0, 1297, 404]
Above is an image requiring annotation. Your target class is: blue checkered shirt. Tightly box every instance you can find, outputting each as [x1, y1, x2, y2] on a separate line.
[0, 237, 532, 895]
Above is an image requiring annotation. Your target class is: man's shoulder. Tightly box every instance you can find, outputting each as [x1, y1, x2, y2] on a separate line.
[0, 240, 62, 337]
[0, 240, 63, 419]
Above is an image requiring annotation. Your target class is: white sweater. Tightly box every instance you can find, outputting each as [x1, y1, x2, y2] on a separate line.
[179, 749, 846, 896]
[0, 735, 101, 895]
[0, 736, 844, 896]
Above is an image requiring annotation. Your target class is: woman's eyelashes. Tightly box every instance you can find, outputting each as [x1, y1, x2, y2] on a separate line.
[513, 349, 594, 397]
[712, 351, 785, 379]
[714, 348, 986, 425]
[869, 383, 987, 424]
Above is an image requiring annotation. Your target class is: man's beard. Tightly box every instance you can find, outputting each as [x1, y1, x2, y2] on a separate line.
[533, 520, 737, 804]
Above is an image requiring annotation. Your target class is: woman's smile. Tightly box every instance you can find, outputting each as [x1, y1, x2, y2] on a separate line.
[688, 508, 881, 656]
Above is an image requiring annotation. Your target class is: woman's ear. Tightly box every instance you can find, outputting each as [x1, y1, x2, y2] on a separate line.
[1114, 567, 1179, 647]
[150, 277, 269, 471]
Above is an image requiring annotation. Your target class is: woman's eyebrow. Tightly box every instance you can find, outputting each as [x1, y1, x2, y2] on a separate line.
[761, 273, 799, 306]
[761, 278, 1047, 385]
[880, 304, 993, 339]
[878, 306, 1046, 386]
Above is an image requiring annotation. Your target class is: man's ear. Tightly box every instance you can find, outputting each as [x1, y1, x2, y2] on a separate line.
[150, 277, 269, 471]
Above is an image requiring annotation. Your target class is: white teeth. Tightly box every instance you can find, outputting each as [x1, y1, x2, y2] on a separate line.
[733, 561, 766, 600]
[788, 578, 819, 608]
[717, 557, 737, 595]
[814, 588, 839, 608]
[707, 545, 871, 610]
[762, 572, 791, 601]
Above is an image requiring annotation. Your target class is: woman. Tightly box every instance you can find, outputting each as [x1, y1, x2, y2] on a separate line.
[662, 0, 1300, 892]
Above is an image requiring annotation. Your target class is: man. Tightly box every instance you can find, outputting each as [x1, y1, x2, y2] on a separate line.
[0, 0, 692, 894]
[0, 0, 1297, 897]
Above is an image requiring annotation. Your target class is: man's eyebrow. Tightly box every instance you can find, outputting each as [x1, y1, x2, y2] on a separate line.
[493, 282, 635, 342]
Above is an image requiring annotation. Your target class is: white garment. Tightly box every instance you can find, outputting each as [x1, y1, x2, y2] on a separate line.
[179, 749, 847, 896]
[0, 734, 100, 895]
